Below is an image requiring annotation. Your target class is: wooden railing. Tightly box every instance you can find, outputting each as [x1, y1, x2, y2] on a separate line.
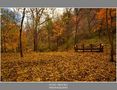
[74, 43, 104, 52]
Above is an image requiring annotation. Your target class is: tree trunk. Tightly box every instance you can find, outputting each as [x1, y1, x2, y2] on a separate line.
[48, 33, 51, 50]
[99, 21, 102, 42]
[34, 8, 38, 52]
[34, 29, 38, 51]
[66, 10, 71, 50]
[74, 9, 78, 45]
[56, 36, 59, 51]
[109, 9, 114, 62]
[19, 8, 25, 57]
[74, 8, 81, 45]
[106, 9, 114, 62]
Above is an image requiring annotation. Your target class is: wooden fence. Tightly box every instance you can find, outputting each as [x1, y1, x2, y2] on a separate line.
[74, 43, 104, 52]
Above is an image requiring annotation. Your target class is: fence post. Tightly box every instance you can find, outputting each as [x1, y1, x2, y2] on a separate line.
[90, 44, 92, 52]
[100, 44, 101, 52]
[74, 44, 77, 52]
[83, 44, 84, 52]
[100, 43, 103, 52]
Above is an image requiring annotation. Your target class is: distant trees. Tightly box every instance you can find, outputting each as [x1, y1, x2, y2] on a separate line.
[46, 15, 53, 50]
[30, 8, 45, 52]
[74, 8, 81, 45]
[1, 8, 116, 60]
[95, 8, 116, 62]
[51, 16, 65, 51]
[1, 8, 20, 52]
[62, 8, 73, 50]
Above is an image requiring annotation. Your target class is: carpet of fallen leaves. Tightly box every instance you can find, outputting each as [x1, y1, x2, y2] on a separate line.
[1, 51, 116, 82]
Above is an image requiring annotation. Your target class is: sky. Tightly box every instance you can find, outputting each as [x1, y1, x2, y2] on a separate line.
[9, 8, 64, 25]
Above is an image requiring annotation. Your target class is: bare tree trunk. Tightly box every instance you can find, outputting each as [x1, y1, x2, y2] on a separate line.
[65, 9, 72, 50]
[74, 8, 79, 45]
[48, 32, 51, 50]
[106, 9, 114, 62]
[109, 9, 114, 62]
[31, 8, 45, 52]
[56, 36, 59, 51]
[34, 27, 38, 51]
[98, 21, 102, 42]
[34, 8, 38, 52]
[34, 31, 38, 51]
[19, 8, 25, 57]
[74, 8, 83, 46]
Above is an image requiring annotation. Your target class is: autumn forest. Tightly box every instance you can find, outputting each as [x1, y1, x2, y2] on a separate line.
[1, 8, 116, 82]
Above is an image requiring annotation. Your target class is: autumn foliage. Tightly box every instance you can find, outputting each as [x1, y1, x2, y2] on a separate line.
[1, 8, 116, 82]
[1, 52, 116, 81]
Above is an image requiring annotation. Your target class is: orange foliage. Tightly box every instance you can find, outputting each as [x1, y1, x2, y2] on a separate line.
[95, 8, 116, 31]
[53, 20, 64, 37]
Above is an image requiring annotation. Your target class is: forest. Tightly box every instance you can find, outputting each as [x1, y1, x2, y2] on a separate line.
[1, 8, 116, 82]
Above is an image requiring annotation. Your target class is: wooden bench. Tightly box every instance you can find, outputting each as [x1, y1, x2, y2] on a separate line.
[74, 43, 104, 52]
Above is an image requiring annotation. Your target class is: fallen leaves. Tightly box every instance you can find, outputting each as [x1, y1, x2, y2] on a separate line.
[1, 51, 116, 82]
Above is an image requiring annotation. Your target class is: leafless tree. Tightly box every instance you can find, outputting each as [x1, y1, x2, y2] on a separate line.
[19, 8, 25, 57]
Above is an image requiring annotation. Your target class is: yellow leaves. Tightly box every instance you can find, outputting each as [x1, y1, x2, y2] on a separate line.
[2, 20, 20, 52]
[52, 19, 65, 38]
[1, 51, 116, 82]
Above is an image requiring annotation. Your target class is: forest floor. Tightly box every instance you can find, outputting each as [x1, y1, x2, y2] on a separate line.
[1, 50, 116, 82]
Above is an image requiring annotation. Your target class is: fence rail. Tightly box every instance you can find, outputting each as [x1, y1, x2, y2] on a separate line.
[74, 43, 104, 52]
